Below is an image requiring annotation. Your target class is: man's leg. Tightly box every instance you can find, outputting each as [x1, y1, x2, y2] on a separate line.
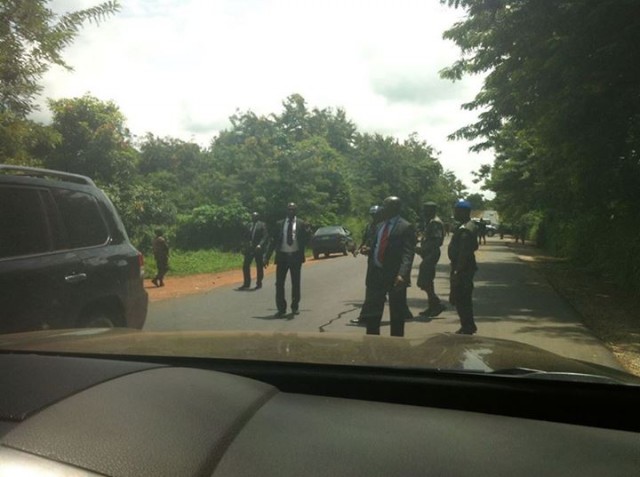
[363, 268, 386, 335]
[389, 286, 407, 337]
[455, 273, 476, 334]
[275, 259, 290, 314]
[289, 258, 302, 312]
[241, 253, 252, 287]
[255, 252, 264, 287]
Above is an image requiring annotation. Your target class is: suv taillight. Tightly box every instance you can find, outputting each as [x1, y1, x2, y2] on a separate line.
[137, 251, 145, 278]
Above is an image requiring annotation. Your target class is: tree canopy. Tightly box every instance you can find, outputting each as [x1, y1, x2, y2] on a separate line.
[442, 0, 640, 289]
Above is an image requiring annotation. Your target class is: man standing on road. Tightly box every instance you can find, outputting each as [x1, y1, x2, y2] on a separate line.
[238, 212, 269, 290]
[417, 201, 446, 318]
[477, 218, 487, 246]
[265, 202, 311, 316]
[151, 229, 169, 288]
[356, 205, 383, 256]
[360, 196, 416, 337]
[350, 205, 383, 325]
[448, 200, 479, 335]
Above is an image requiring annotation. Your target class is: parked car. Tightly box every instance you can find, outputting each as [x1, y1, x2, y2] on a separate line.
[310, 225, 355, 258]
[0, 166, 148, 333]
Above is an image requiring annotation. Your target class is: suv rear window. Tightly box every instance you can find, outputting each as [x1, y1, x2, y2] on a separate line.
[52, 189, 109, 248]
[0, 186, 51, 259]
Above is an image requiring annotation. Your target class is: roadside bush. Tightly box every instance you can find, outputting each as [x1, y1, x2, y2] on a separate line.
[174, 202, 250, 251]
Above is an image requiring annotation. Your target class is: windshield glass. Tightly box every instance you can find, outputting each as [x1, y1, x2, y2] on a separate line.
[1, 0, 639, 384]
[315, 227, 344, 236]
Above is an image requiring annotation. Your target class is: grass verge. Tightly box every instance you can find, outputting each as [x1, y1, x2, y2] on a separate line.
[144, 249, 244, 278]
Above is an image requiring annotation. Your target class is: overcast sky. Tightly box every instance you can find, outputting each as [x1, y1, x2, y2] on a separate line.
[40, 0, 492, 192]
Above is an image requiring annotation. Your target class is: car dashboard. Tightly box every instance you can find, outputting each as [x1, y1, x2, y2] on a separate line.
[1, 352, 639, 476]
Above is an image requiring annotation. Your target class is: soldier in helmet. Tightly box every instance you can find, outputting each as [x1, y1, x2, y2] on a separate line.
[151, 229, 169, 287]
[417, 201, 446, 318]
[448, 199, 479, 334]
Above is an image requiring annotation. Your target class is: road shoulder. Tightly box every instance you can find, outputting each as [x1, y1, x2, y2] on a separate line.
[510, 241, 640, 376]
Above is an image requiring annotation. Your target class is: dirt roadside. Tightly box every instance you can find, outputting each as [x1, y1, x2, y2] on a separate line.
[145, 243, 640, 377]
[508, 242, 640, 376]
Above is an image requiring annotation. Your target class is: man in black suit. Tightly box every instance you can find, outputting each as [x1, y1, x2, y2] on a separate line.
[238, 212, 269, 290]
[265, 202, 311, 316]
[361, 196, 416, 337]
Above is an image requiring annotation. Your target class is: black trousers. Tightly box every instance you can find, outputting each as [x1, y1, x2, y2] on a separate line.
[154, 257, 168, 282]
[275, 254, 302, 313]
[361, 267, 407, 337]
[450, 271, 476, 332]
[242, 250, 264, 287]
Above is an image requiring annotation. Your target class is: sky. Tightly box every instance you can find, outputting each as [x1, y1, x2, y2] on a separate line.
[39, 0, 493, 192]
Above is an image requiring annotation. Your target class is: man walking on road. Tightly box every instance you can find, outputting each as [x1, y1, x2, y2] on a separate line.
[238, 212, 269, 290]
[151, 229, 169, 287]
[449, 199, 479, 335]
[265, 202, 311, 317]
[360, 196, 416, 337]
[417, 201, 446, 318]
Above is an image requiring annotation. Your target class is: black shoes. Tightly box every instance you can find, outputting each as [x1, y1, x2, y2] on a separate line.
[349, 318, 365, 326]
[274, 310, 286, 317]
[255, 283, 262, 289]
[419, 303, 446, 318]
[455, 327, 477, 335]
[236, 285, 250, 291]
[292, 308, 300, 315]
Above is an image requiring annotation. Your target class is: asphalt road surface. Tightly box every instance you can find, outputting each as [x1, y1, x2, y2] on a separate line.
[146, 237, 621, 369]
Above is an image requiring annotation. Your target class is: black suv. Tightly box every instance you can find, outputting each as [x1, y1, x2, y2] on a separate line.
[0, 166, 148, 334]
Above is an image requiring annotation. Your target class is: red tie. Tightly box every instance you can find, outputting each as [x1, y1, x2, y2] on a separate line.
[377, 222, 390, 263]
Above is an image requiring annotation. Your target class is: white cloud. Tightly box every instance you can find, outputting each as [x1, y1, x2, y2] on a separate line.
[39, 0, 492, 192]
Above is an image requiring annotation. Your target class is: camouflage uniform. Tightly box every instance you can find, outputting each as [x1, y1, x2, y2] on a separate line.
[417, 217, 445, 314]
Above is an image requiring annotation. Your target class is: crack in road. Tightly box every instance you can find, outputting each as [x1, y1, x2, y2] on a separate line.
[318, 305, 359, 333]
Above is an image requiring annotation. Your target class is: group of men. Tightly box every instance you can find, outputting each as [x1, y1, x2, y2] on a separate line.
[241, 197, 479, 336]
[239, 202, 311, 317]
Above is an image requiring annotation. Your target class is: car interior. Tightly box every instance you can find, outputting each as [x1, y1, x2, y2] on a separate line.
[1, 350, 639, 476]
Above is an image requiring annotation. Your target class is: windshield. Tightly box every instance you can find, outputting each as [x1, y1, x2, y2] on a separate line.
[315, 227, 344, 236]
[1, 0, 639, 384]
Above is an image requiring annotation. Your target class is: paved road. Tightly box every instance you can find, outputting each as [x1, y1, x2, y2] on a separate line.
[146, 237, 621, 368]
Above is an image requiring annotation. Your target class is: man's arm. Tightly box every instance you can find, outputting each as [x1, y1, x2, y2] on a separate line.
[265, 222, 279, 265]
[257, 222, 269, 250]
[395, 223, 416, 286]
[453, 230, 475, 273]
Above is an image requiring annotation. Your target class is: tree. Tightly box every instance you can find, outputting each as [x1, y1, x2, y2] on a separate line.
[0, 0, 120, 117]
[441, 0, 640, 287]
[45, 95, 137, 183]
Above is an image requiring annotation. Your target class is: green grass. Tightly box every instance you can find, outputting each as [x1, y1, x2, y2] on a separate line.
[144, 249, 244, 278]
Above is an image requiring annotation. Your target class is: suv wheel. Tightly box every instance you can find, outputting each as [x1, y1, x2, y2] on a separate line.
[313, 250, 319, 259]
[80, 309, 120, 328]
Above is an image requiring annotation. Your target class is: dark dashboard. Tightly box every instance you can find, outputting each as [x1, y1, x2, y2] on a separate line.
[1, 352, 639, 476]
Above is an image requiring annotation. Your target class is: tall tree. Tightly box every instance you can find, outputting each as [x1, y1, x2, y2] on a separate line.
[442, 0, 640, 286]
[0, 0, 120, 165]
[45, 95, 137, 183]
[0, 0, 120, 117]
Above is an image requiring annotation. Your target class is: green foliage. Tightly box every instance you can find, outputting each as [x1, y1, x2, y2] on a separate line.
[45, 95, 137, 183]
[442, 0, 640, 291]
[0, 112, 59, 165]
[175, 202, 250, 251]
[145, 249, 243, 278]
[0, 0, 120, 117]
[102, 181, 177, 250]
